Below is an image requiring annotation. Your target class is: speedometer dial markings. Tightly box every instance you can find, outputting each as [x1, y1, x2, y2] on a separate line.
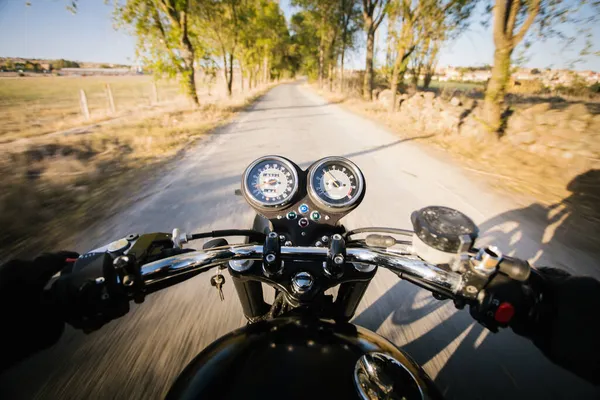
[308, 157, 365, 212]
[243, 156, 299, 209]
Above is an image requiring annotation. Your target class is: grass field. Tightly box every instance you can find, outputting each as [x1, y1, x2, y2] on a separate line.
[427, 80, 485, 91]
[0, 75, 185, 142]
[0, 75, 277, 259]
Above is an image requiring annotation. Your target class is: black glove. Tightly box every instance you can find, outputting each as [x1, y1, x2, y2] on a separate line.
[513, 267, 600, 385]
[470, 267, 600, 385]
[51, 252, 131, 333]
[0, 251, 79, 371]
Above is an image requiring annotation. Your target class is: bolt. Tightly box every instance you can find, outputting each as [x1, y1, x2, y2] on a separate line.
[284, 241, 293, 246]
[333, 255, 345, 265]
[113, 255, 129, 269]
[332, 234, 342, 241]
[268, 232, 278, 238]
[315, 241, 323, 247]
[301, 232, 306, 236]
[265, 254, 276, 263]
[95, 277, 105, 284]
[123, 275, 135, 287]
[279, 235, 286, 242]
[466, 285, 477, 294]
[321, 236, 329, 243]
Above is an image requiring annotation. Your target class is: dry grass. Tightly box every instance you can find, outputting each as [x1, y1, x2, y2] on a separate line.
[313, 84, 600, 253]
[0, 73, 251, 143]
[0, 76, 184, 142]
[310, 84, 597, 206]
[0, 80, 277, 259]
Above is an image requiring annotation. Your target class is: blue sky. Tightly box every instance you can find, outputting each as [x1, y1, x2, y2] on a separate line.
[0, 0, 597, 71]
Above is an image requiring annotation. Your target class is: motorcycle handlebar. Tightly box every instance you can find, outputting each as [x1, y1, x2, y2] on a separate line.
[139, 244, 462, 298]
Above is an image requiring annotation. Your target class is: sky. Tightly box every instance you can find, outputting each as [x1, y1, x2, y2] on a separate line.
[0, 0, 598, 71]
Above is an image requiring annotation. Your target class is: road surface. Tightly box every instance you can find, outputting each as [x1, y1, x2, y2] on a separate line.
[1, 82, 598, 399]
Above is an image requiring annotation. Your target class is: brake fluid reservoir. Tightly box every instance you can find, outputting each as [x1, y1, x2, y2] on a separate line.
[411, 206, 478, 266]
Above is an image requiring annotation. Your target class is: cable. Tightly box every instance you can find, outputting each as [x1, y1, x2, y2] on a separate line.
[345, 227, 413, 239]
[189, 230, 266, 241]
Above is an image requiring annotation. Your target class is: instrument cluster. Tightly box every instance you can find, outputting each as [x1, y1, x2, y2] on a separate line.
[241, 156, 366, 240]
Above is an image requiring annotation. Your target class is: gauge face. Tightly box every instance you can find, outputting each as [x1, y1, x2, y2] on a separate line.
[308, 157, 365, 211]
[243, 156, 299, 209]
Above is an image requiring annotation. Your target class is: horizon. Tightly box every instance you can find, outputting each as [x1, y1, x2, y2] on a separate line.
[0, 0, 598, 73]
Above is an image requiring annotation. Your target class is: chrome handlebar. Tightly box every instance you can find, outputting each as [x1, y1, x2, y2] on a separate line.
[139, 244, 463, 298]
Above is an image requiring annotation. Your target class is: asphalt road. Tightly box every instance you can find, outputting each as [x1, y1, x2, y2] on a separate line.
[1, 82, 598, 399]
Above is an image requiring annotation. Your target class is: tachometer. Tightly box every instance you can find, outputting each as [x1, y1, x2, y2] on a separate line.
[308, 157, 365, 212]
[242, 156, 299, 210]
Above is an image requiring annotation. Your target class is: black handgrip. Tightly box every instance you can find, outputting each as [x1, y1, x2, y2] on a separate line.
[498, 256, 531, 282]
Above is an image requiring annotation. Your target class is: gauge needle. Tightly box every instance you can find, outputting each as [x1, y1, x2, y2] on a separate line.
[326, 171, 340, 188]
[255, 179, 279, 188]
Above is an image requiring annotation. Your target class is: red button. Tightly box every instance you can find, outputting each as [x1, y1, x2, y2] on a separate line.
[494, 302, 515, 324]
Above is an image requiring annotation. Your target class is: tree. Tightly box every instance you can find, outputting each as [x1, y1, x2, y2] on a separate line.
[196, 0, 245, 97]
[338, 0, 363, 92]
[387, 0, 474, 111]
[115, 0, 203, 106]
[290, 11, 321, 78]
[361, 0, 390, 100]
[483, 0, 600, 134]
[483, 0, 540, 132]
[293, 0, 340, 88]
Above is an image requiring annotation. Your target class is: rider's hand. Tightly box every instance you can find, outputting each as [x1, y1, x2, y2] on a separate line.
[513, 267, 600, 385]
[0, 251, 78, 371]
[51, 251, 131, 333]
[470, 267, 600, 385]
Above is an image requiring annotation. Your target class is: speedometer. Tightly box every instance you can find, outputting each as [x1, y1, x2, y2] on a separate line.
[308, 157, 365, 212]
[242, 156, 299, 210]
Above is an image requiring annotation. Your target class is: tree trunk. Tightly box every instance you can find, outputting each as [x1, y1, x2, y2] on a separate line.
[363, 21, 375, 100]
[178, 10, 199, 107]
[318, 40, 325, 89]
[339, 48, 345, 93]
[389, 45, 407, 112]
[240, 62, 244, 92]
[222, 54, 229, 94]
[484, 46, 512, 133]
[411, 65, 420, 86]
[227, 53, 234, 96]
[262, 55, 269, 84]
[423, 72, 433, 89]
[180, 51, 198, 106]
[328, 63, 334, 91]
[182, 66, 198, 107]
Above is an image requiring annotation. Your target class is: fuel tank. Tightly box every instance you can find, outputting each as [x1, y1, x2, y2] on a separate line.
[167, 316, 442, 400]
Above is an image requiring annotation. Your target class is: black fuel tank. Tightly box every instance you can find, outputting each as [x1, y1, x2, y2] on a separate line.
[167, 316, 442, 400]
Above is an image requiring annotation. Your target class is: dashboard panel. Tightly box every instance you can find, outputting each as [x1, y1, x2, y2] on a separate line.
[241, 156, 366, 245]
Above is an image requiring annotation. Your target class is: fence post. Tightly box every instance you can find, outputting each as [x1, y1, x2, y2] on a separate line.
[79, 89, 90, 120]
[151, 81, 159, 105]
[105, 83, 116, 115]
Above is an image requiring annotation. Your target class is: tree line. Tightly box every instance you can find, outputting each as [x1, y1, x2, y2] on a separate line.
[112, 0, 598, 135]
[288, 0, 598, 134]
[114, 0, 295, 106]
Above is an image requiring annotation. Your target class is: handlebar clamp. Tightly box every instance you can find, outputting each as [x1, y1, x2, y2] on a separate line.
[263, 232, 282, 276]
[325, 234, 346, 278]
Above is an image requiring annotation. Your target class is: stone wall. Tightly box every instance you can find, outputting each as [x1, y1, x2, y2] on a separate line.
[376, 89, 600, 160]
